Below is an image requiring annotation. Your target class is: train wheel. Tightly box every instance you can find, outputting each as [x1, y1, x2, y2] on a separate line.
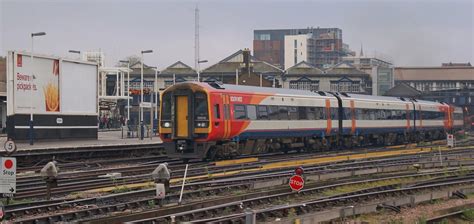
[321, 138, 329, 150]
[206, 147, 217, 161]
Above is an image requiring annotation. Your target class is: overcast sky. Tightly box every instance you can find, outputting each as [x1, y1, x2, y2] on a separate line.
[1, 0, 473, 69]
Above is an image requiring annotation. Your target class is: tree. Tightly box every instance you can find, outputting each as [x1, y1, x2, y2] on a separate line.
[116, 55, 141, 67]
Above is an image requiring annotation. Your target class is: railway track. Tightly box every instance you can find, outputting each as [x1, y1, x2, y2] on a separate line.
[13, 146, 474, 200]
[10, 158, 474, 223]
[12, 142, 474, 200]
[86, 170, 474, 223]
[14, 143, 164, 167]
[5, 140, 472, 223]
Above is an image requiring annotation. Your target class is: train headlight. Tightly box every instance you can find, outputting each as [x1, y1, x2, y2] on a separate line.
[195, 122, 208, 128]
[163, 122, 171, 128]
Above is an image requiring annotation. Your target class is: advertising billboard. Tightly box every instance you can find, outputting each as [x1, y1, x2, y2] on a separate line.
[13, 54, 60, 114]
[7, 51, 99, 140]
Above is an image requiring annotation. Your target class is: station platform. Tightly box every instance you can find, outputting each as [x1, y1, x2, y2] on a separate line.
[1, 130, 162, 152]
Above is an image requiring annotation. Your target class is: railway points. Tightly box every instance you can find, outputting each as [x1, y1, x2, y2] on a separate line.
[3, 140, 473, 223]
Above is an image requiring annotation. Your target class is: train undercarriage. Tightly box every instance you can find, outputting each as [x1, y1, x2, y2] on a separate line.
[165, 129, 447, 161]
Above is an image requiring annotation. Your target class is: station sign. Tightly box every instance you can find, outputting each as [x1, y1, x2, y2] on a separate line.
[140, 102, 152, 108]
[289, 175, 304, 191]
[3, 140, 17, 155]
[0, 157, 16, 194]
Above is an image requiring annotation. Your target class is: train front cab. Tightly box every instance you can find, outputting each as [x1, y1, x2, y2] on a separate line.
[159, 83, 215, 160]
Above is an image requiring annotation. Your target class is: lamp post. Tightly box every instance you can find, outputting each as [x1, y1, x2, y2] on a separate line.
[149, 67, 159, 120]
[29, 31, 46, 145]
[197, 59, 207, 82]
[140, 50, 153, 140]
[119, 60, 131, 122]
[149, 66, 159, 138]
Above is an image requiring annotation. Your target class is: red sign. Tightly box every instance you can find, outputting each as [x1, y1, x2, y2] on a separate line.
[4, 159, 13, 169]
[289, 175, 304, 191]
[17, 54, 22, 67]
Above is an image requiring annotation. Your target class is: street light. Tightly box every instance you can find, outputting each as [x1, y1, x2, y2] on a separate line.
[148, 66, 159, 120]
[29, 31, 46, 145]
[140, 50, 153, 140]
[197, 59, 208, 82]
[68, 50, 81, 60]
[149, 66, 159, 139]
[119, 60, 131, 123]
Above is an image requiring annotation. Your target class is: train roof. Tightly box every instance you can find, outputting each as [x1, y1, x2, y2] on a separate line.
[168, 82, 452, 107]
[196, 82, 337, 98]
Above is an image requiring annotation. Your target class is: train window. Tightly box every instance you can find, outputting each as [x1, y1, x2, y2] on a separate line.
[268, 106, 279, 120]
[298, 107, 307, 119]
[234, 104, 247, 120]
[194, 92, 209, 121]
[247, 105, 257, 120]
[307, 107, 316, 120]
[214, 104, 220, 119]
[316, 107, 326, 120]
[257, 105, 268, 120]
[161, 93, 172, 121]
[289, 107, 298, 120]
[279, 106, 289, 120]
[378, 110, 385, 120]
[330, 108, 338, 120]
[344, 108, 352, 120]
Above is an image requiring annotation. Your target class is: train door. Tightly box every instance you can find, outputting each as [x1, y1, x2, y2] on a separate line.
[222, 94, 232, 139]
[176, 95, 189, 138]
[210, 93, 224, 139]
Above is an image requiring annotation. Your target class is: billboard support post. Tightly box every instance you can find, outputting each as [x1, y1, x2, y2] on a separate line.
[29, 32, 46, 145]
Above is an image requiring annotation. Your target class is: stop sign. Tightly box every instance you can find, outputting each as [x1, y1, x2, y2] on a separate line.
[289, 175, 304, 191]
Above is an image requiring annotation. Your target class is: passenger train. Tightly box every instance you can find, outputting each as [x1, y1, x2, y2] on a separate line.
[159, 82, 464, 161]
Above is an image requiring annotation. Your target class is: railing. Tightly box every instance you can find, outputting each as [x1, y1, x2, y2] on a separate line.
[121, 124, 157, 139]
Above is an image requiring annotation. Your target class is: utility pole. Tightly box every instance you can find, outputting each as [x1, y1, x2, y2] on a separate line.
[195, 5, 200, 81]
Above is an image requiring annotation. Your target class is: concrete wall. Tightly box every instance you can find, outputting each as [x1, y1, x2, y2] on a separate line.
[284, 35, 308, 70]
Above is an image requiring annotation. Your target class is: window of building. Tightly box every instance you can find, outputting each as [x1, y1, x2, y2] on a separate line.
[256, 34, 270, 40]
[164, 80, 174, 87]
[294, 40, 297, 48]
[289, 80, 319, 91]
[330, 80, 360, 93]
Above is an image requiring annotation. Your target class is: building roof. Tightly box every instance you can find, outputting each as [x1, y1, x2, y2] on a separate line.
[160, 61, 197, 76]
[129, 62, 158, 78]
[324, 62, 370, 77]
[285, 61, 324, 76]
[394, 66, 474, 81]
[384, 82, 422, 97]
[202, 50, 284, 75]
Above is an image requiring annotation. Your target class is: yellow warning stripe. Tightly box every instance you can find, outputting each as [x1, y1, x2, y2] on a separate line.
[215, 157, 258, 166]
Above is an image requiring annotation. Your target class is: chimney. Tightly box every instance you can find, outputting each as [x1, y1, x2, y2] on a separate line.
[242, 48, 253, 75]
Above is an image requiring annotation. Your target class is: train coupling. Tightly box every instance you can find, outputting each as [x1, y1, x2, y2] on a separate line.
[177, 140, 187, 151]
